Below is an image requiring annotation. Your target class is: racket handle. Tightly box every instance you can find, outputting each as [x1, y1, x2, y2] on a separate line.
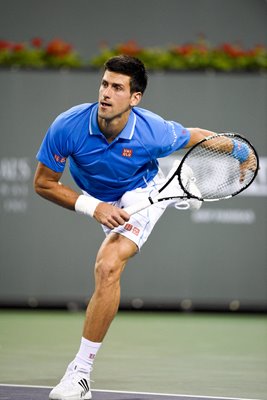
[124, 198, 153, 216]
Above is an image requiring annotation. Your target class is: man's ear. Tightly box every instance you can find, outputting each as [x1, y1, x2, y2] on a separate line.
[130, 92, 142, 107]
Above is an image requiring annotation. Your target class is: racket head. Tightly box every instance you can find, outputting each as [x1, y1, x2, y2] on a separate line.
[176, 133, 259, 201]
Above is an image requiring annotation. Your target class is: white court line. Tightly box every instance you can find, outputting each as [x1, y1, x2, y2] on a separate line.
[0, 383, 263, 400]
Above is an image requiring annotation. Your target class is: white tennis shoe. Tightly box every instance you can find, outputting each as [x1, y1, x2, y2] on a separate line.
[49, 362, 92, 400]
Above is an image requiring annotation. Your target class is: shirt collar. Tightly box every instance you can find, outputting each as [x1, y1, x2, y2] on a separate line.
[89, 103, 136, 140]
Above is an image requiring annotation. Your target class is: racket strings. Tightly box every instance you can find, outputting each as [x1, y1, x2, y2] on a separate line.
[180, 136, 257, 200]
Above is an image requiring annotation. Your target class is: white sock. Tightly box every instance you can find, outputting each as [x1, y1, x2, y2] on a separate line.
[74, 337, 102, 372]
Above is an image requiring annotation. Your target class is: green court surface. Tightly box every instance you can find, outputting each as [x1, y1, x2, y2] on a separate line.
[0, 310, 266, 399]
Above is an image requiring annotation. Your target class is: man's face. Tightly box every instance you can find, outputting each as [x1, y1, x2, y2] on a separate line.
[98, 70, 141, 121]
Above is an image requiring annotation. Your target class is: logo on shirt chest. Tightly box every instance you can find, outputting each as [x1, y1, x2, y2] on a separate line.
[122, 148, 133, 157]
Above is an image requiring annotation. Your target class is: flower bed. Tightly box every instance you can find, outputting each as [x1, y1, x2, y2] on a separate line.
[0, 38, 82, 68]
[0, 38, 266, 71]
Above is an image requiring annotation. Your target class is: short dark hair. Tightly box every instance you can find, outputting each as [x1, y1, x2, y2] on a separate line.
[104, 55, 148, 94]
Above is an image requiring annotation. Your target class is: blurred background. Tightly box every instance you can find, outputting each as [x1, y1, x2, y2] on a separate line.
[0, 0, 266, 312]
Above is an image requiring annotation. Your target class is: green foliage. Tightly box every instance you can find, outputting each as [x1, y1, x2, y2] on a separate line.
[0, 38, 266, 71]
[90, 40, 267, 71]
[0, 38, 83, 69]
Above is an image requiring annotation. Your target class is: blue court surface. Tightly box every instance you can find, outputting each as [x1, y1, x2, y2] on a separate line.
[0, 385, 262, 400]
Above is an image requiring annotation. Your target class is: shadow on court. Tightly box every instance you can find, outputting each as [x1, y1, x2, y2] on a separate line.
[0, 385, 234, 400]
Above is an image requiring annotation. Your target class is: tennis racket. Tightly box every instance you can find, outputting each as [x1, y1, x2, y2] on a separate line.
[124, 133, 259, 216]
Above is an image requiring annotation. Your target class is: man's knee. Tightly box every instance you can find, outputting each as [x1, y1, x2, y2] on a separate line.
[95, 256, 122, 287]
[94, 234, 136, 289]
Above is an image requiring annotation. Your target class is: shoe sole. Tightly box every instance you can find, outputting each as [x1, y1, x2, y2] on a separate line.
[49, 393, 92, 400]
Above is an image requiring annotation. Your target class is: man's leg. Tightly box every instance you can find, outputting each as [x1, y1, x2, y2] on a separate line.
[49, 233, 137, 400]
[83, 232, 138, 342]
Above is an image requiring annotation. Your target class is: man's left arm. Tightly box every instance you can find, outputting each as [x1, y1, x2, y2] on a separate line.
[186, 127, 256, 182]
[185, 127, 216, 148]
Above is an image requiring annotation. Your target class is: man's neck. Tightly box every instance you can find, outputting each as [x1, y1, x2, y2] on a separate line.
[97, 110, 131, 143]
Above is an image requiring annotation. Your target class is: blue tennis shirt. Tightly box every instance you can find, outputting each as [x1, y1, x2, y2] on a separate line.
[37, 103, 190, 201]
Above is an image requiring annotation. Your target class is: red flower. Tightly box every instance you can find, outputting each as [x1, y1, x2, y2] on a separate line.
[12, 43, 25, 52]
[0, 40, 12, 51]
[116, 40, 142, 56]
[31, 37, 43, 48]
[46, 38, 73, 57]
[220, 43, 245, 58]
[172, 44, 195, 56]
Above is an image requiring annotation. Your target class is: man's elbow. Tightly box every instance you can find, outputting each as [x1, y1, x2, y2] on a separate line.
[33, 177, 43, 197]
[33, 175, 49, 197]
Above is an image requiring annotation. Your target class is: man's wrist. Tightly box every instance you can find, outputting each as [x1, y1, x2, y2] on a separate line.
[75, 195, 101, 218]
[231, 140, 250, 163]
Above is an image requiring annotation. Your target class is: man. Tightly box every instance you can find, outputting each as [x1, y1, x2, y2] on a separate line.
[34, 55, 217, 400]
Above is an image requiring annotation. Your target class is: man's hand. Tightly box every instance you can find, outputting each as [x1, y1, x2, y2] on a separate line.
[94, 203, 130, 229]
[239, 150, 258, 183]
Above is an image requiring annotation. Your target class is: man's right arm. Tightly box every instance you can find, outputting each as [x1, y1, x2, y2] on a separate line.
[34, 162, 79, 210]
[33, 162, 130, 228]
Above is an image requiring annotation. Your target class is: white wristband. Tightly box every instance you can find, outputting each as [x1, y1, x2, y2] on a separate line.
[75, 195, 101, 218]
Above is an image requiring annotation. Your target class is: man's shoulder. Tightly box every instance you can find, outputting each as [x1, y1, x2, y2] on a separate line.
[55, 103, 96, 126]
[133, 107, 164, 125]
[47, 103, 97, 145]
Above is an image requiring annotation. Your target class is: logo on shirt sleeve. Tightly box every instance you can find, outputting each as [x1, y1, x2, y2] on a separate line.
[54, 154, 66, 163]
[122, 148, 133, 157]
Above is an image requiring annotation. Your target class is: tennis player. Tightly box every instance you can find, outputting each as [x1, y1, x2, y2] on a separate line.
[34, 55, 217, 400]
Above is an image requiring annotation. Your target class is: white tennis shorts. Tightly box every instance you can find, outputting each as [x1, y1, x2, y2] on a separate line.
[83, 170, 167, 250]
[83, 162, 202, 249]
